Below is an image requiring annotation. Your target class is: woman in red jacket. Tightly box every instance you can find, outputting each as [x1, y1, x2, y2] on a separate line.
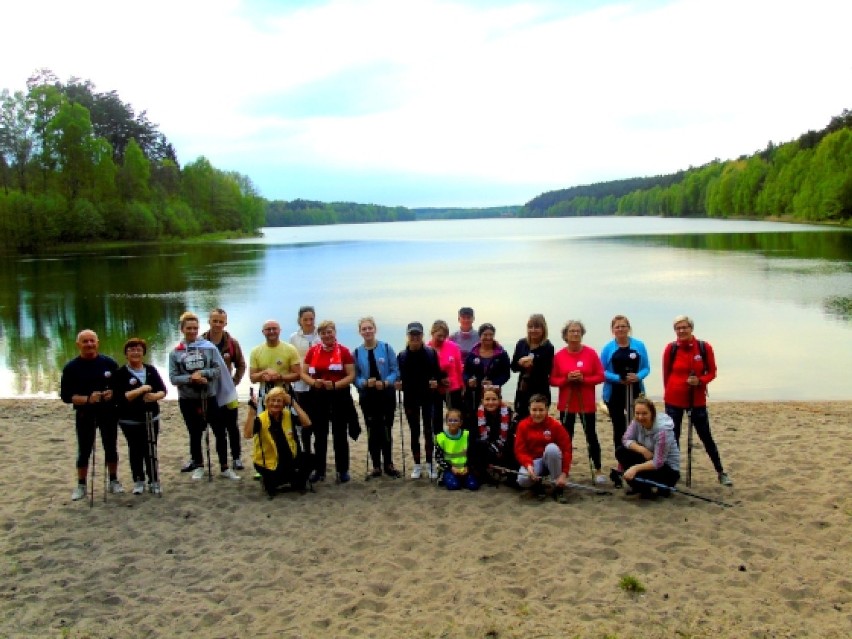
[662, 315, 732, 486]
[550, 320, 606, 485]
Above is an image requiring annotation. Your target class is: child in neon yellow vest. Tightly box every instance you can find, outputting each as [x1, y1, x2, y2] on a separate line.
[435, 409, 480, 491]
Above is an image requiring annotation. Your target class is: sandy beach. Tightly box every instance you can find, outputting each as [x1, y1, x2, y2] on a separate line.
[1, 399, 850, 639]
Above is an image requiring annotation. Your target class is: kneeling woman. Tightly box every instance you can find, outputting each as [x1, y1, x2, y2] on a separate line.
[514, 394, 572, 495]
[244, 387, 312, 497]
[468, 388, 517, 483]
[435, 409, 479, 491]
[616, 397, 680, 498]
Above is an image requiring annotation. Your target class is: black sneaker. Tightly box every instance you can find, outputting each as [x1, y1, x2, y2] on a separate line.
[180, 459, 199, 473]
[609, 468, 623, 488]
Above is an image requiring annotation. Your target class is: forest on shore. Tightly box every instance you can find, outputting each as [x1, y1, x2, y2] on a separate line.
[3, 69, 849, 252]
[522, 110, 852, 222]
[0, 70, 264, 252]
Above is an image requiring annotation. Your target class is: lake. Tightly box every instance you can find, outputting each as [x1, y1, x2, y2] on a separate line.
[1, 217, 849, 401]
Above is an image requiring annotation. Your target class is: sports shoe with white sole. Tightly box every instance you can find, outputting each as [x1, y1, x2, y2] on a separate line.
[71, 484, 86, 501]
[233, 459, 244, 471]
[718, 472, 733, 487]
[132, 481, 145, 495]
[149, 482, 162, 495]
[428, 464, 439, 480]
[410, 463, 422, 479]
[191, 467, 206, 480]
[595, 474, 608, 485]
[108, 480, 125, 494]
[220, 468, 241, 481]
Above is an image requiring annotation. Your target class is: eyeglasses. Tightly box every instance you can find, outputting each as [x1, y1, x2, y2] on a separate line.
[613, 325, 629, 330]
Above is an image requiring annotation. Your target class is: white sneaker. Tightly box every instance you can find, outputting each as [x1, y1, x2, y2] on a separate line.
[191, 467, 206, 480]
[109, 480, 125, 494]
[71, 484, 86, 501]
[149, 482, 162, 495]
[220, 468, 241, 481]
[428, 464, 438, 480]
[410, 464, 422, 479]
[595, 474, 608, 485]
[132, 481, 145, 495]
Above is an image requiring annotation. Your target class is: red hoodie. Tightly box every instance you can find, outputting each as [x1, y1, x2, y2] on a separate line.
[514, 415, 572, 475]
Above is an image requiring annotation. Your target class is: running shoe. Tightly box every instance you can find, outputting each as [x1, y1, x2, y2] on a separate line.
[428, 464, 438, 480]
[338, 472, 351, 483]
[233, 459, 244, 471]
[149, 482, 162, 495]
[132, 481, 145, 495]
[71, 484, 86, 501]
[180, 459, 199, 472]
[595, 474, 608, 485]
[384, 466, 401, 478]
[108, 480, 125, 494]
[718, 472, 733, 487]
[410, 464, 422, 479]
[191, 467, 206, 480]
[220, 468, 241, 481]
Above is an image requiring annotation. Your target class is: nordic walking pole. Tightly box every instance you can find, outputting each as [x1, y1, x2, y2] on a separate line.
[146, 411, 161, 496]
[571, 383, 595, 484]
[90, 423, 97, 508]
[202, 394, 212, 482]
[631, 475, 733, 508]
[397, 388, 406, 477]
[686, 372, 696, 488]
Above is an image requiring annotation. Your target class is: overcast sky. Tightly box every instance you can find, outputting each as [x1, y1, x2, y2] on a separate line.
[5, 0, 851, 207]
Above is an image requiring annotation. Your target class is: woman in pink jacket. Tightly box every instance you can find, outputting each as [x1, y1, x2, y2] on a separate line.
[550, 320, 606, 485]
[428, 319, 464, 438]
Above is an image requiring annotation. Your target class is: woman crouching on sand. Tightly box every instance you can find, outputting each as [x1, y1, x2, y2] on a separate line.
[616, 397, 680, 499]
[244, 386, 312, 497]
[513, 394, 572, 498]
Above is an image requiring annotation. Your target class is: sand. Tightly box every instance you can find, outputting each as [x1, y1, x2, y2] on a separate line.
[0, 399, 850, 639]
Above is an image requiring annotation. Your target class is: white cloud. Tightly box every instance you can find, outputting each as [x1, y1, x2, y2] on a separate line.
[3, 0, 851, 205]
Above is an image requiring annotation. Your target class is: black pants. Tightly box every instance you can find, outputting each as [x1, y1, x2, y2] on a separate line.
[75, 408, 118, 468]
[468, 437, 518, 483]
[615, 447, 680, 493]
[605, 383, 640, 456]
[560, 411, 602, 470]
[404, 398, 433, 464]
[311, 388, 351, 476]
[119, 419, 160, 482]
[361, 389, 396, 470]
[665, 404, 724, 473]
[179, 397, 228, 470]
[219, 404, 240, 460]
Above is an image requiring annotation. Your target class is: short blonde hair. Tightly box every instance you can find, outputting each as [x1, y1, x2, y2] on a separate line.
[673, 315, 694, 329]
[265, 386, 288, 403]
[179, 311, 199, 329]
[431, 319, 449, 336]
[317, 319, 336, 333]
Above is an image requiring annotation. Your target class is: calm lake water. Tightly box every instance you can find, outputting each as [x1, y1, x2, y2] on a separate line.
[1, 217, 850, 401]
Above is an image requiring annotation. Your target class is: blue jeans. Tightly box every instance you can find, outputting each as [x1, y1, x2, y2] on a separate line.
[665, 404, 724, 473]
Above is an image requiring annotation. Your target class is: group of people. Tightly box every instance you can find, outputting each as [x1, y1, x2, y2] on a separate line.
[60, 305, 733, 503]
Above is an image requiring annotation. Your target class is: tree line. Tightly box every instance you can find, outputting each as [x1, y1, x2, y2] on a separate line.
[0, 70, 264, 253]
[522, 110, 852, 223]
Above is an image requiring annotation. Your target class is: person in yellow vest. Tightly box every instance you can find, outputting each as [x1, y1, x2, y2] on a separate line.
[434, 408, 480, 491]
[243, 387, 312, 498]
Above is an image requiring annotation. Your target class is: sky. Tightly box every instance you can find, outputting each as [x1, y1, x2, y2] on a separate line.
[4, 0, 852, 207]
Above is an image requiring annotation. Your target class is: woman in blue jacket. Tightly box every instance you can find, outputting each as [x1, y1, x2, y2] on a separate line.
[353, 317, 401, 478]
[600, 314, 650, 474]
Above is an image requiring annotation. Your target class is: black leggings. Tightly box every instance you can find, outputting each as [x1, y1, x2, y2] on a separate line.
[179, 398, 228, 470]
[361, 389, 396, 469]
[405, 400, 433, 464]
[615, 447, 680, 492]
[119, 419, 160, 482]
[75, 409, 118, 468]
[665, 404, 724, 473]
[560, 411, 601, 470]
[605, 382, 640, 455]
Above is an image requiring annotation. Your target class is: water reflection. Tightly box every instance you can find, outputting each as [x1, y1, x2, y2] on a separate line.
[1, 219, 849, 399]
